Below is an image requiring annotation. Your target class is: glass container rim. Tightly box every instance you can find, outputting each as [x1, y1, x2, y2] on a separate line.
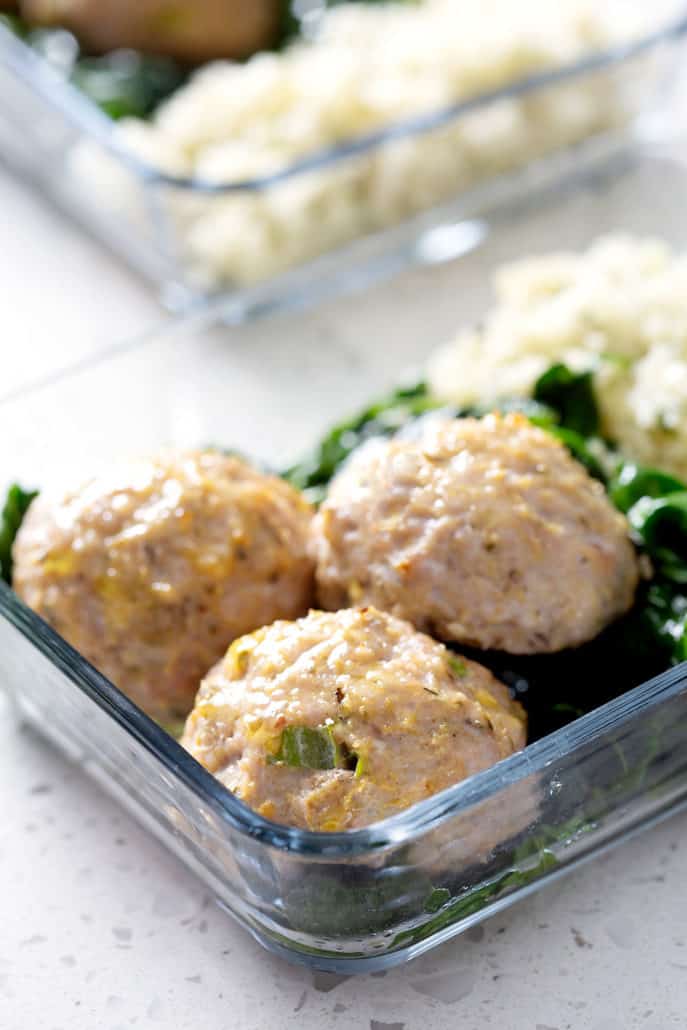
[1, 7, 686, 194]
[2, 581, 686, 858]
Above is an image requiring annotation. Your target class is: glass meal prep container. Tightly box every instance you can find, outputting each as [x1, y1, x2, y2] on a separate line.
[0, 2, 686, 313]
[4, 142, 687, 973]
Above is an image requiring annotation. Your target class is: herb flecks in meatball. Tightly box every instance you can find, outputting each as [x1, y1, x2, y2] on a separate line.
[181, 607, 526, 832]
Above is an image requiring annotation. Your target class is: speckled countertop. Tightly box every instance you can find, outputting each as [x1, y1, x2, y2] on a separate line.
[3, 686, 687, 1030]
[2, 159, 687, 1030]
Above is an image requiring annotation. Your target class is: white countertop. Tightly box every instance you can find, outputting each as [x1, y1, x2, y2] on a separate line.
[2, 165, 687, 1030]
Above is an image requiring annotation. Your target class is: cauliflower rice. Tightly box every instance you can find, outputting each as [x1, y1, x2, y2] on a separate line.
[89, 0, 653, 288]
[427, 235, 687, 479]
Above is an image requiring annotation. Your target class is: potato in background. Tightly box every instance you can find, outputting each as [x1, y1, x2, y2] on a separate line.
[20, 0, 281, 61]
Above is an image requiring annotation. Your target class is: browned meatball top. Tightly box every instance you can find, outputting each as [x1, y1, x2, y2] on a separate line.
[181, 606, 526, 831]
[13, 451, 315, 721]
[313, 413, 639, 653]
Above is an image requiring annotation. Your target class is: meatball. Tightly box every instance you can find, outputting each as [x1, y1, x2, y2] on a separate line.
[181, 607, 526, 831]
[313, 413, 639, 653]
[13, 451, 315, 722]
[20, 0, 281, 62]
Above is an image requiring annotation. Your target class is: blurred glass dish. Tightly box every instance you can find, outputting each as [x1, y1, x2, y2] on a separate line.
[0, 0, 686, 309]
[8, 0, 282, 62]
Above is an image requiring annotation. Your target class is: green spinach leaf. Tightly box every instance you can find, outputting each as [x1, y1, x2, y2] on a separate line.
[628, 492, 687, 559]
[609, 463, 686, 514]
[71, 52, 188, 120]
[534, 363, 600, 437]
[282, 382, 445, 501]
[0, 484, 38, 585]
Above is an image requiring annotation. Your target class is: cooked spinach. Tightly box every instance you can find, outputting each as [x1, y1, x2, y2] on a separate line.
[0, 14, 26, 37]
[70, 51, 188, 120]
[628, 492, 687, 571]
[0, 484, 38, 585]
[462, 587, 673, 743]
[393, 846, 559, 949]
[609, 463, 685, 514]
[533, 363, 600, 437]
[635, 583, 687, 662]
[283, 863, 433, 936]
[424, 886, 451, 913]
[283, 382, 444, 503]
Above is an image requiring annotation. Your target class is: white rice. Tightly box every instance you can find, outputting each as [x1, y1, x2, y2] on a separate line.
[427, 235, 687, 479]
[88, 0, 654, 287]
